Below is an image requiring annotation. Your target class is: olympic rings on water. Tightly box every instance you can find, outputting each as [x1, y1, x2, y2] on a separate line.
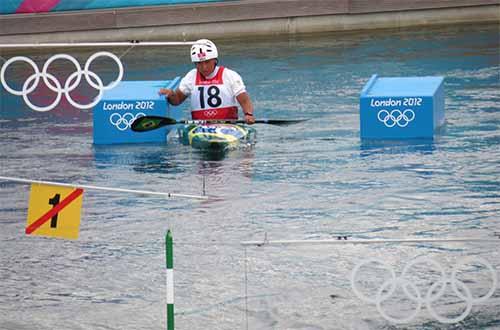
[401, 257, 447, 303]
[65, 70, 104, 110]
[351, 256, 497, 324]
[109, 112, 145, 131]
[377, 109, 415, 128]
[1, 56, 39, 95]
[351, 258, 397, 305]
[426, 278, 472, 324]
[42, 54, 81, 93]
[85, 52, 123, 91]
[22, 72, 62, 112]
[0, 52, 123, 112]
[376, 278, 422, 324]
[451, 257, 497, 304]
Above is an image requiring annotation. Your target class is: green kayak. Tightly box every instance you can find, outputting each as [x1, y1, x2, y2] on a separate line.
[178, 123, 256, 153]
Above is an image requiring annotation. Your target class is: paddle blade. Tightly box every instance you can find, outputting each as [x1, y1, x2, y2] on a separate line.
[131, 116, 177, 132]
[259, 119, 309, 126]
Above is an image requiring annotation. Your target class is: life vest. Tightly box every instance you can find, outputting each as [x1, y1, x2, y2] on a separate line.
[190, 66, 238, 120]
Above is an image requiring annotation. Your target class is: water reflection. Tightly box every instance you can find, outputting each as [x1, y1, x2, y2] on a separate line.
[196, 147, 256, 177]
[360, 138, 437, 157]
[92, 143, 183, 174]
[92, 140, 256, 183]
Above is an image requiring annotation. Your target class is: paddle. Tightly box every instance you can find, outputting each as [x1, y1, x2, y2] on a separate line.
[131, 115, 308, 132]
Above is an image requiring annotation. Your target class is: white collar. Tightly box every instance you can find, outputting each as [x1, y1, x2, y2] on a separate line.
[204, 66, 220, 79]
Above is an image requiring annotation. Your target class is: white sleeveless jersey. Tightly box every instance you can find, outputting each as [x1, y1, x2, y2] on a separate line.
[179, 66, 246, 120]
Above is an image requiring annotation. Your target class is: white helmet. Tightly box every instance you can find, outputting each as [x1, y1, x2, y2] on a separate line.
[190, 39, 218, 63]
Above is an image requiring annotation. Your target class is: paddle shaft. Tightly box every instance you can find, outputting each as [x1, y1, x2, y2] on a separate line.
[131, 116, 307, 132]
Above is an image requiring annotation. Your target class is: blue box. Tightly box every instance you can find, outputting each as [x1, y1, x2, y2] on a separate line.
[93, 78, 179, 144]
[360, 74, 444, 139]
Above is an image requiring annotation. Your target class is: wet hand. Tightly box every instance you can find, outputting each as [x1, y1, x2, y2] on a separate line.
[159, 88, 173, 98]
[244, 113, 255, 125]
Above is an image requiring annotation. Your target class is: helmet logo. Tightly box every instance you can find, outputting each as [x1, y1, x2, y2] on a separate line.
[197, 51, 207, 60]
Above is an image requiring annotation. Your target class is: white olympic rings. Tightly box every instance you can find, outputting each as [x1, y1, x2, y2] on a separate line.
[0, 52, 123, 112]
[351, 256, 497, 324]
[377, 109, 415, 128]
[109, 112, 145, 131]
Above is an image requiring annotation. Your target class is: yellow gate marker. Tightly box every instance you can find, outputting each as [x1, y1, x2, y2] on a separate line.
[26, 184, 84, 240]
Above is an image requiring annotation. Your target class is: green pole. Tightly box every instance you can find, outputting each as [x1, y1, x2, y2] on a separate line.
[166, 230, 174, 330]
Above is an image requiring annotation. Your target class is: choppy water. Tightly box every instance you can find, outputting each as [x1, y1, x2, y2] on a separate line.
[1, 23, 499, 330]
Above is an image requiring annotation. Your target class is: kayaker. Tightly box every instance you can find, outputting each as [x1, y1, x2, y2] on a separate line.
[159, 39, 255, 125]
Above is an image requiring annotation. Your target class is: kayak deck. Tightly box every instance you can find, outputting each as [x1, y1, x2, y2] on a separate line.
[178, 123, 256, 153]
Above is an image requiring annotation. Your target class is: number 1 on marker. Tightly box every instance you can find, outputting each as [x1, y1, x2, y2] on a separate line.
[48, 193, 61, 228]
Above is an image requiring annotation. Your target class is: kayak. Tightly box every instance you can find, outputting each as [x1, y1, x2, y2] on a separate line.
[178, 123, 256, 153]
